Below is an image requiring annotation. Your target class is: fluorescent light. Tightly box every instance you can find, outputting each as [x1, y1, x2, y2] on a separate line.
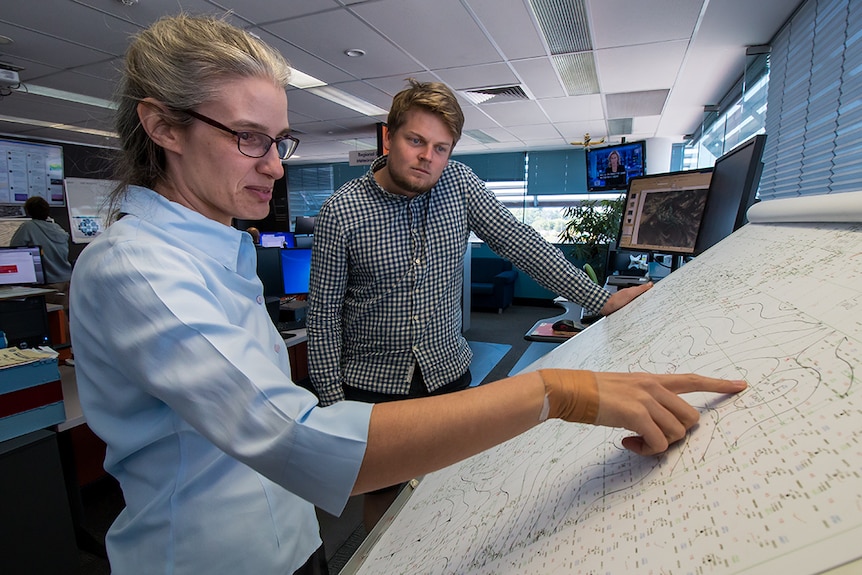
[16, 84, 117, 109]
[306, 85, 387, 116]
[0, 114, 117, 138]
[339, 139, 377, 150]
[288, 67, 387, 117]
[288, 69, 326, 89]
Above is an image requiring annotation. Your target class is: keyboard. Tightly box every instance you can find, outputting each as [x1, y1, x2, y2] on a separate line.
[277, 320, 306, 332]
[606, 275, 650, 287]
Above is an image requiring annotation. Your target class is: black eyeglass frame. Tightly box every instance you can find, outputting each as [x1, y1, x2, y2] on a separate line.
[183, 109, 299, 161]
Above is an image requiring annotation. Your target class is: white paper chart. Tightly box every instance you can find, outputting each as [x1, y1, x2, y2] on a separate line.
[353, 193, 862, 575]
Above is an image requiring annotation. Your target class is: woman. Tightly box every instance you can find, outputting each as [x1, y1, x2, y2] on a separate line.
[69, 14, 745, 574]
[603, 150, 627, 187]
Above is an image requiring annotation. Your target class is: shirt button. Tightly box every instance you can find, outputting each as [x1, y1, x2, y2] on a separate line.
[413, 315, 419, 322]
[274, 343, 281, 353]
[256, 295, 264, 304]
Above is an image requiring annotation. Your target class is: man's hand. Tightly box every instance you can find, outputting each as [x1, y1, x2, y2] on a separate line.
[601, 282, 652, 315]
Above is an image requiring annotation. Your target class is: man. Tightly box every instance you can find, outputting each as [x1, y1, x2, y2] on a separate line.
[307, 78, 653, 528]
[11, 196, 73, 308]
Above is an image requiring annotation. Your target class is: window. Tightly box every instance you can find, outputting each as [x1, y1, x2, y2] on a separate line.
[683, 53, 770, 171]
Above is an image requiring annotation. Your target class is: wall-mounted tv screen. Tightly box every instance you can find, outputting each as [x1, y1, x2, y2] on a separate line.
[585, 141, 646, 192]
[0, 138, 65, 206]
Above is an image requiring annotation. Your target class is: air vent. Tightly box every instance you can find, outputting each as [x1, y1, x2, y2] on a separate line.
[607, 118, 633, 136]
[460, 85, 531, 105]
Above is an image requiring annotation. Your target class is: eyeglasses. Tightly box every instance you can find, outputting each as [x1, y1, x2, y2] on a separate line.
[183, 109, 299, 160]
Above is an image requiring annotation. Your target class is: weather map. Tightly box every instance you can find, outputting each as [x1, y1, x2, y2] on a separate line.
[353, 212, 862, 574]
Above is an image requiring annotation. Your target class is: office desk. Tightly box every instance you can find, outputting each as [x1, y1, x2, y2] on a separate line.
[523, 297, 587, 343]
[0, 285, 56, 300]
[0, 429, 80, 573]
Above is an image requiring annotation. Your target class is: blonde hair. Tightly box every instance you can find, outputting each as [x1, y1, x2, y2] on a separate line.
[387, 78, 464, 145]
[109, 13, 292, 213]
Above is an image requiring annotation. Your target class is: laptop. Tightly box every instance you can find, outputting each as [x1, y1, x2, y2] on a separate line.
[0, 245, 47, 290]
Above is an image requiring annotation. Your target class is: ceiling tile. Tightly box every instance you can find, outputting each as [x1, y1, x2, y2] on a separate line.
[595, 40, 687, 93]
[261, 9, 421, 79]
[589, 0, 704, 49]
[465, 0, 547, 60]
[434, 63, 519, 92]
[539, 94, 604, 123]
[352, 0, 502, 69]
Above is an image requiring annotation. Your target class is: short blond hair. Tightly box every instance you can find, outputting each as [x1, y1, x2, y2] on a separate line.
[387, 78, 464, 145]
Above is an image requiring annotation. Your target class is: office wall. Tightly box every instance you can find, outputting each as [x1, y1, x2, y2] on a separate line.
[760, 0, 862, 199]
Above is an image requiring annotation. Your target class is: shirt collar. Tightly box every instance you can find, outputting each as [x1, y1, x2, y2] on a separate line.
[121, 185, 249, 273]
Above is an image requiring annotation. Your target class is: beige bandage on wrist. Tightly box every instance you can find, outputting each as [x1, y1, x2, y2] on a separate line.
[538, 369, 599, 424]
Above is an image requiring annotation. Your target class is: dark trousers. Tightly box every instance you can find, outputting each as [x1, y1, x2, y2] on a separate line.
[343, 365, 472, 404]
[343, 365, 472, 496]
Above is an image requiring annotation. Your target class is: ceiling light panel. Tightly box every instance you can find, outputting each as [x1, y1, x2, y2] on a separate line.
[606, 89, 670, 118]
[552, 53, 599, 96]
[529, 0, 592, 55]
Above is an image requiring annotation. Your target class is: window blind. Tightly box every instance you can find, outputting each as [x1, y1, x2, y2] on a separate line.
[761, 0, 862, 199]
[451, 152, 526, 182]
[527, 149, 589, 195]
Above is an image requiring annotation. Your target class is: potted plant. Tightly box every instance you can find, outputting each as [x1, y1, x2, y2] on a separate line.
[557, 195, 625, 282]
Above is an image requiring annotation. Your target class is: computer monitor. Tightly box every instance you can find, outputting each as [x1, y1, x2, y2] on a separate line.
[281, 248, 312, 296]
[0, 245, 46, 286]
[617, 169, 714, 255]
[255, 246, 283, 324]
[0, 295, 51, 348]
[606, 249, 649, 277]
[259, 231, 295, 248]
[255, 246, 283, 297]
[294, 216, 316, 235]
[694, 134, 767, 255]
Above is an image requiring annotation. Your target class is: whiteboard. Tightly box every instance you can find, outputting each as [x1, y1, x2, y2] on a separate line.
[353, 192, 862, 575]
[64, 177, 116, 244]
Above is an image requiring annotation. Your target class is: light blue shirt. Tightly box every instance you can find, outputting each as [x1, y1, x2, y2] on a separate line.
[70, 186, 373, 574]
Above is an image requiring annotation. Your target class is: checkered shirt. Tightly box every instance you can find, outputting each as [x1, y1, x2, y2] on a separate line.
[307, 156, 610, 406]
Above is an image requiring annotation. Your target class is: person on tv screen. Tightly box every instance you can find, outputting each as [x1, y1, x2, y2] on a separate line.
[602, 150, 628, 188]
[307, 79, 659, 529]
[69, 15, 747, 574]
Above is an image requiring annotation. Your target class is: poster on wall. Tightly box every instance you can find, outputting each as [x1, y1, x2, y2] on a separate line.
[0, 138, 65, 206]
[64, 177, 116, 244]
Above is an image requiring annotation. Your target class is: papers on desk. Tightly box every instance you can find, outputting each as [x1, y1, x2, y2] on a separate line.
[0, 346, 58, 369]
[529, 321, 580, 339]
